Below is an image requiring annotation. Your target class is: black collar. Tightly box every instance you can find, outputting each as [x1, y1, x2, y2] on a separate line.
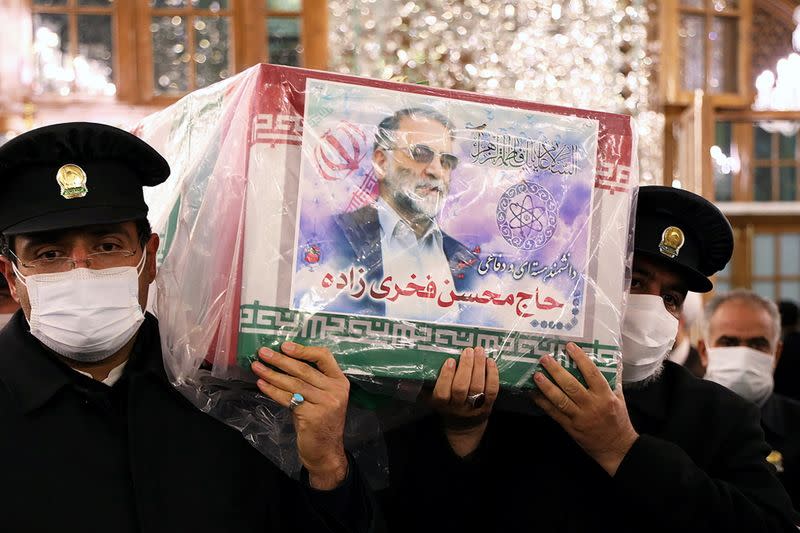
[623, 361, 683, 427]
[124, 313, 167, 378]
[0, 311, 163, 414]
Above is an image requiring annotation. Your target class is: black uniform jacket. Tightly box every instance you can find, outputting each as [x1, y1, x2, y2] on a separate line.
[381, 361, 798, 532]
[774, 331, 800, 402]
[761, 392, 800, 519]
[0, 312, 376, 533]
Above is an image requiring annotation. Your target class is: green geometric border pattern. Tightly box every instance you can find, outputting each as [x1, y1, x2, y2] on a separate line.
[237, 302, 619, 390]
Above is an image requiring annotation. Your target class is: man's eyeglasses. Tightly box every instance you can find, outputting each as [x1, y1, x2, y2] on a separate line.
[9, 249, 139, 274]
[388, 144, 459, 170]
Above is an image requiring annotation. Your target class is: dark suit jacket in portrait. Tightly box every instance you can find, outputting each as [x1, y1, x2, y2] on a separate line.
[321, 204, 479, 318]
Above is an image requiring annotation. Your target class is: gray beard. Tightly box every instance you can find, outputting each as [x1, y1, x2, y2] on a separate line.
[623, 361, 666, 390]
[383, 165, 446, 221]
[392, 187, 441, 221]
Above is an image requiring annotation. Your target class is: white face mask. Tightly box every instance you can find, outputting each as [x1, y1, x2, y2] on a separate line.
[0, 313, 13, 329]
[621, 293, 680, 383]
[704, 346, 775, 406]
[13, 251, 147, 363]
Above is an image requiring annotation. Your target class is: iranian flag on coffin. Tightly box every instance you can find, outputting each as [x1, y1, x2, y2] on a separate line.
[137, 64, 637, 391]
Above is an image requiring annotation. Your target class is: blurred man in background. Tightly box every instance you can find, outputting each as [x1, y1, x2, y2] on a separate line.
[700, 289, 800, 517]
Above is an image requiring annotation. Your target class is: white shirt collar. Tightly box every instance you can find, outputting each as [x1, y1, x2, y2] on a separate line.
[73, 360, 128, 387]
[375, 197, 443, 249]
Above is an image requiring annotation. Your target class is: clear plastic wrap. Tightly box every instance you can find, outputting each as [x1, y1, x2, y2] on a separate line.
[135, 64, 637, 477]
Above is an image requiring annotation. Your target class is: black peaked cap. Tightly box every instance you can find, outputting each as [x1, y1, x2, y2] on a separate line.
[634, 186, 733, 293]
[0, 122, 170, 235]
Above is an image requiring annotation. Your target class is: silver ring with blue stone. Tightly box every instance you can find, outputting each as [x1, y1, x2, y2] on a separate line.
[289, 392, 305, 410]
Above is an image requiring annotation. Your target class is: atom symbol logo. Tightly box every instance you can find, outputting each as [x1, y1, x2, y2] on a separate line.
[496, 182, 558, 250]
[508, 195, 546, 238]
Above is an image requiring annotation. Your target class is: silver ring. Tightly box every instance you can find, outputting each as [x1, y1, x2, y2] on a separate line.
[466, 392, 486, 409]
[289, 392, 305, 410]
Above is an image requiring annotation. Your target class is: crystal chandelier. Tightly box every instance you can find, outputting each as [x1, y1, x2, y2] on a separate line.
[32, 26, 116, 97]
[752, 7, 800, 136]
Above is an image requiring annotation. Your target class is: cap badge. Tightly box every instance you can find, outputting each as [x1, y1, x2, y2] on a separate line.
[56, 164, 88, 199]
[766, 450, 784, 473]
[659, 226, 685, 259]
